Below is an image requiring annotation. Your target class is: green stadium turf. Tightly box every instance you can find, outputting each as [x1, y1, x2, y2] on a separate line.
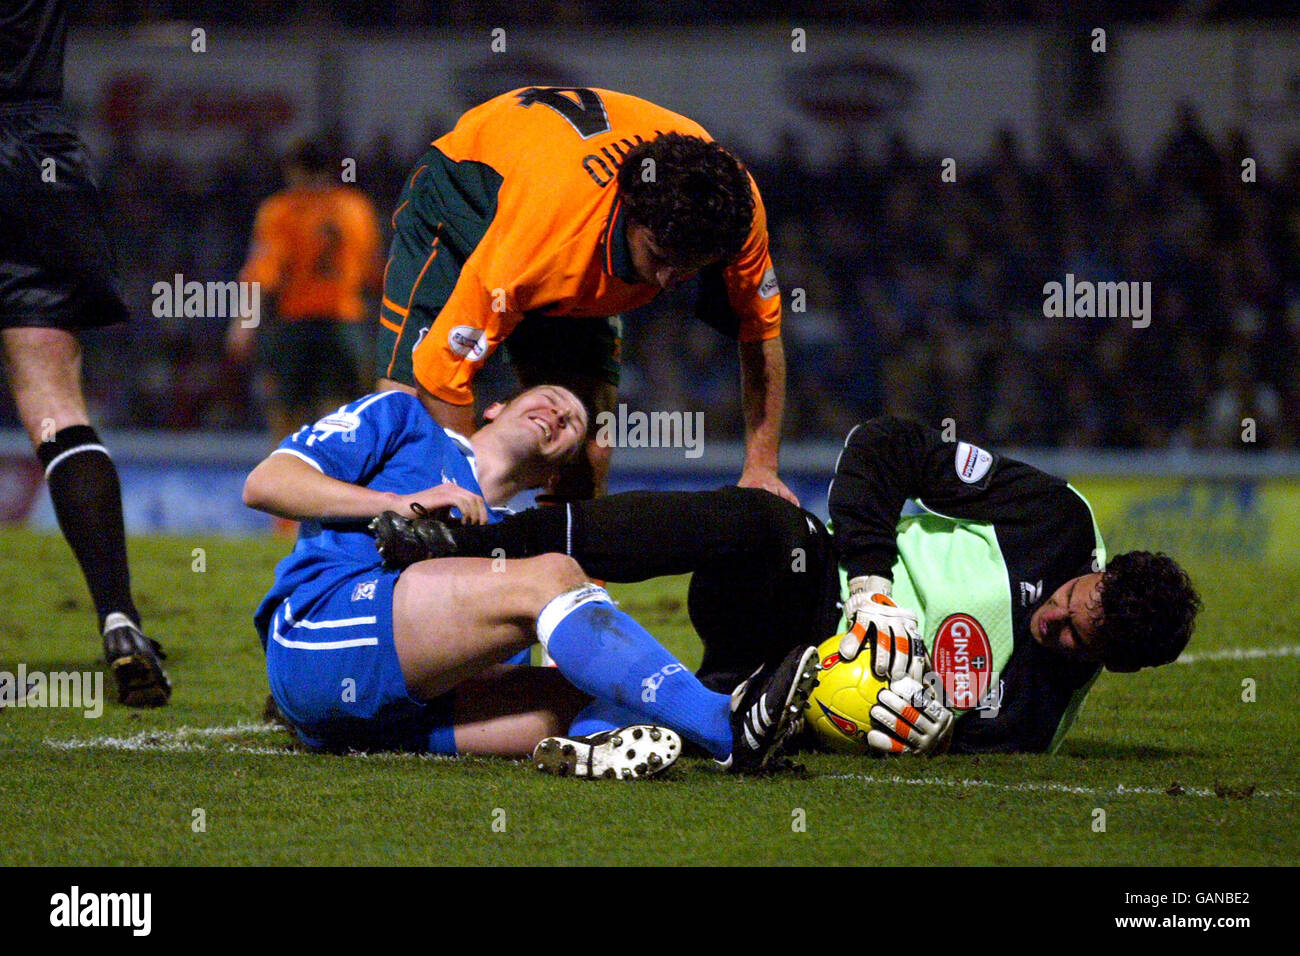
[1, 528, 1296, 866]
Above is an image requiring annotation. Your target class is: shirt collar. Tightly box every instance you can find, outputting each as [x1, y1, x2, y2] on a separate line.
[602, 197, 641, 284]
[443, 427, 478, 481]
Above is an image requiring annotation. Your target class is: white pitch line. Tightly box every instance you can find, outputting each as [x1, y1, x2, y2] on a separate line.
[44, 721, 287, 753]
[41, 722, 457, 761]
[823, 773, 1297, 799]
[39, 732, 1300, 800]
[1176, 645, 1300, 664]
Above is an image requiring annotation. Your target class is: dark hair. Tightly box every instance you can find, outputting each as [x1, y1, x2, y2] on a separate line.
[284, 138, 331, 176]
[1095, 551, 1201, 671]
[616, 132, 755, 266]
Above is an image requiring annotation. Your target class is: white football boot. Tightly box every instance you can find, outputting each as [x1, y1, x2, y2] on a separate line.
[532, 724, 681, 780]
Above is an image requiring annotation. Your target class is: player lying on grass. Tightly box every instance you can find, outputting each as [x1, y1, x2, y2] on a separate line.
[242, 384, 818, 777]
[372, 417, 1201, 756]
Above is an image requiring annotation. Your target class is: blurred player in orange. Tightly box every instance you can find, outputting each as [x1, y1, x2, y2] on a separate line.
[226, 138, 383, 444]
[377, 87, 794, 502]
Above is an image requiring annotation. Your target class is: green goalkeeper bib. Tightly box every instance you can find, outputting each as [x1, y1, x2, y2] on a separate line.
[836, 490, 1106, 719]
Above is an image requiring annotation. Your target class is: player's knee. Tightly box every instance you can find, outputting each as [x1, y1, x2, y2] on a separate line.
[528, 553, 590, 600]
[724, 486, 820, 547]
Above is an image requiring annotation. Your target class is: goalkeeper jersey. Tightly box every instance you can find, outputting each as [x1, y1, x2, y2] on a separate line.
[252, 390, 502, 648]
[828, 417, 1106, 754]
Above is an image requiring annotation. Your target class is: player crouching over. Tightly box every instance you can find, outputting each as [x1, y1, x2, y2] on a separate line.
[242, 385, 816, 777]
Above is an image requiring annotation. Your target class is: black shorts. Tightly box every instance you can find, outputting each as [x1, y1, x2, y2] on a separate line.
[0, 100, 129, 331]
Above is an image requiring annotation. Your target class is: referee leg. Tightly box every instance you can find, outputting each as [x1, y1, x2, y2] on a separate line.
[2, 326, 140, 635]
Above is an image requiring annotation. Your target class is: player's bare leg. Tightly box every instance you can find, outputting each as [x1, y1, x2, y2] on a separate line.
[2, 326, 89, 440]
[391, 553, 587, 700]
[263, 396, 306, 537]
[1, 327, 170, 705]
[390, 552, 749, 770]
[448, 663, 588, 755]
[418, 635, 682, 777]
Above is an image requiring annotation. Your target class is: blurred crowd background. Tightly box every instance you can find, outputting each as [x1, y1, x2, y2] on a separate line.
[66, 1, 1300, 28]
[5, 4, 1296, 451]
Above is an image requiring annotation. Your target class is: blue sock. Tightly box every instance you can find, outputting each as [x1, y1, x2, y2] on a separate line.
[569, 698, 643, 737]
[538, 586, 732, 758]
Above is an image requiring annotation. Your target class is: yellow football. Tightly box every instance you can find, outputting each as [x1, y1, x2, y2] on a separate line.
[804, 631, 888, 753]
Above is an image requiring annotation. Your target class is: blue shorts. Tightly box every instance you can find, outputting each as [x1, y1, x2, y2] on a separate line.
[264, 567, 459, 754]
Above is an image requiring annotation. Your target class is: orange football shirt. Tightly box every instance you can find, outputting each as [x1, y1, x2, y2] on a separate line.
[407, 87, 781, 405]
[241, 185, 382, 322]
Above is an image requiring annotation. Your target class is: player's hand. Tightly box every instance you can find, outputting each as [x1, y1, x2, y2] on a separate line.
[867, 675, 954, 756]
[400, 483, 489, 525]
[838, 575, 921, 678]
[225, 321, 256, 363]
[738, 465, 799, 506]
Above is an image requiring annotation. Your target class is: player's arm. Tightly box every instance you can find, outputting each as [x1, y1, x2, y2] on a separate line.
[243, 394, 489, 523]
[704, 178, 795, 503]
[416, 388, 477, 439]
[244, 453, 488, 524]
[244, 452, 407, 521]
[829, 416, 1072, 583]
[826, 418, 936, 669]
[738, 336, 791, 502]
[411, 254, 522, 437]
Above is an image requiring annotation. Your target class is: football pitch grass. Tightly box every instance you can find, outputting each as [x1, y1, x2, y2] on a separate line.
[1, 527, 1297, 867]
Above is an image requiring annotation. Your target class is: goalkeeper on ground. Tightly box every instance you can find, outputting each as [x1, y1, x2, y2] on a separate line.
[824, 416, 1200, 754]
[371, 416, 1201, 755]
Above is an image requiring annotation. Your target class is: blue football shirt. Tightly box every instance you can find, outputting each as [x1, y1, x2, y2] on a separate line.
[252, 391, 503, 647]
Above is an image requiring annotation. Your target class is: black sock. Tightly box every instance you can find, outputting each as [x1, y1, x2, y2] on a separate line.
[37, 425, 139, 632]
[690, 548, 842, 691]
[569, 488, 800, 580]
[454, 489, 770, 580]
[454, 487, 827, 582]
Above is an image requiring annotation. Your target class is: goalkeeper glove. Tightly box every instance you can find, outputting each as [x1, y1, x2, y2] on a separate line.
[867, 675, 955, 756]
[838, 575, 922, 681]
[367, 503, 459, 570]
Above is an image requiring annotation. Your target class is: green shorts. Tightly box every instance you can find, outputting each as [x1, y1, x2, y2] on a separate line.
[377, 147, 622, 393]
[261, 319, 371, 411]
